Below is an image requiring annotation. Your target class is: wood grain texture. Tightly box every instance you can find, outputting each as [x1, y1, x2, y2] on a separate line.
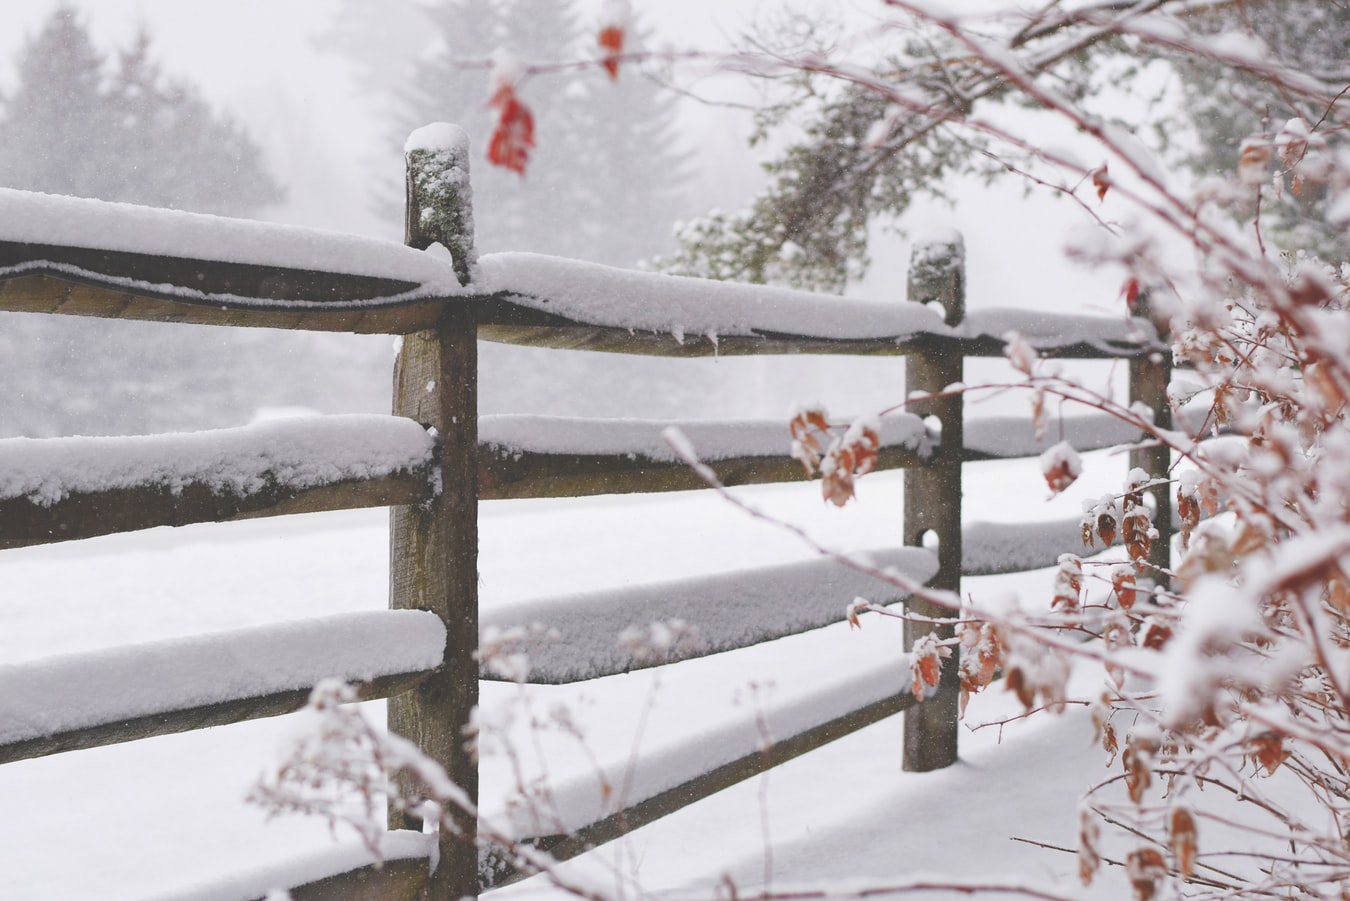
[0, 471, 432, 549]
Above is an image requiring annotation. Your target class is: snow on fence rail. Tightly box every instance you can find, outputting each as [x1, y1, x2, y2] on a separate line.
[0, 414, 435, 547]
[0, 610, 445, 765]
[0, 124, 1172, 900]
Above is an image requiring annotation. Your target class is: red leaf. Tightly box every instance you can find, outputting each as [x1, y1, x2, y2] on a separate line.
[1126, 847, 1167, 901]
[1092, 164, 1110, 202]
[486, 82, 535, 176]
[598, 25, 624, 80]
[1122, 277, 1141, 308]
[1251, 732, 1288, 775]
[1170, 807, 1198, 879]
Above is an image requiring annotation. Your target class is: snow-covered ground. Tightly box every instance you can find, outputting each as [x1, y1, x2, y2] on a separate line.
[0, 435, 1138, 899]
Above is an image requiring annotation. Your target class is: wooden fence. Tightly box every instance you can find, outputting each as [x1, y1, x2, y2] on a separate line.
[0, 124, 1169, 900]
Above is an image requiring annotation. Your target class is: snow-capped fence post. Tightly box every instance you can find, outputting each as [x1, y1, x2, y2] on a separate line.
[389, 123, 480, 897]
[1128, 291, 1173, 579]
[902, 233, 965, 773]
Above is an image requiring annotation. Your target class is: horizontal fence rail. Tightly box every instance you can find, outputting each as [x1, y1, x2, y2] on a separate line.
[0, 610, 444, 765]
[0, 190, 1163, 360]
[481, 547, 939, 683]
[0, 415, 435, 548]
[0, 410, 1168, 549]
[479, 412, 931, 499]
[484, 651, 921, 887]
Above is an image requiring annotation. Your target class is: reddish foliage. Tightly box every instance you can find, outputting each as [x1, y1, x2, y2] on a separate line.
[1123, 276, 1141, 308]
[1124, 507, 1153, 562]
[1170, 807, 1198, 879]
[1126, 847, 1168, 901]
[1112, 567, 1137, 610]
[957, 621, 1003, 715]
[1078, 809, 1101, 886]
[486, 82, 535, 176]
[598, 25, 624, 80]
[1251, 733, 1289, 775]
[1123, 739, 1154, 804]
[1092, 164, 1110, 202]
[909, 633, 951, 701]
[1043, 457, 1078, 494]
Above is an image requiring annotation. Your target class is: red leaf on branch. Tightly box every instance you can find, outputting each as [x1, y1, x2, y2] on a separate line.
[1091, 164, 1110, 202]
[1170, 807, 1198, 879]
[486, 70, 535, 176]
[909, 633, 950, 700]
[598, 26, 624, 80]
[1126, 847, 1167, 901]
[1251, 732, 1288, 775]
[1122, 276, 1141, 308]
[597, 0, 630, 80]
[1040, 441, 1082, 495]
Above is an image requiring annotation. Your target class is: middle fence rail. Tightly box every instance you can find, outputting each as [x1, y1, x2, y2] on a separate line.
[0, 122, 1169, 899]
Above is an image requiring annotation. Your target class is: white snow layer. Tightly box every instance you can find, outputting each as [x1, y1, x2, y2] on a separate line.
[964, 413, 1144, 458]
[478, 252, 947, 341]
[480, 412, 930, 462]
[404, 122, 469, 154]
[0, 610, 446, 745]
[960, 307, 1156, 352]
[0, 188, 457, 289]
[963, 516, 1096, 576]
[144, 832, 436, 901]
[481, 547, 938, 683]
[477, 253, 1155, 350]
[0, 414, 434, 506]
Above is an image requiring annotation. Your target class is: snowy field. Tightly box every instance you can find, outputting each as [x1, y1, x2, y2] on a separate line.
[0, 443, 1135, 900]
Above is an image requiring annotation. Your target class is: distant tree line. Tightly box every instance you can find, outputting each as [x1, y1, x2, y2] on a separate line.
[0, 5, 391, 438]
[0, 4, 281, 213]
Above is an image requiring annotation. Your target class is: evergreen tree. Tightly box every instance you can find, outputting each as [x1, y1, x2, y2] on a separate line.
[1164, 1, 1350, 261]
[0, 6, 281, 213]
[104, 30, 281, 215]
[0, 5, 113, 199]
[0, 7, 350, 439]
[657, 3, 1350, 291]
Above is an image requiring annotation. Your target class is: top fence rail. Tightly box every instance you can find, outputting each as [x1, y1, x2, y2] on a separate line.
[0, 189, 1160, 359]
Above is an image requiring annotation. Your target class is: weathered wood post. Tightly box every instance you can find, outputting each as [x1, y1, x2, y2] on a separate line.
[389, 123, 479, 898]
[1128, 292, 1173, 578]
[902, 233, 965, 773]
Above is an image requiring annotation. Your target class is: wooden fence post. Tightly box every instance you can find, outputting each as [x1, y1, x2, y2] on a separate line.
[1128, 292, 1173, 578]
[902, 234, 965, 773]
[389, 123, 479, 898]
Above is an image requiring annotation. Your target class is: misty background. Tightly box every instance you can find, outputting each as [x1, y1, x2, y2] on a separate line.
[0, 0, 1118, 440]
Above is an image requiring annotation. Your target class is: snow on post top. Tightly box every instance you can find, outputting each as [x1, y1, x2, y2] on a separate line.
[404, 122, 476, 285]
[913, 228, 965, 260]
[908, 230, 965, 325]
[404, 122, 469, 155]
